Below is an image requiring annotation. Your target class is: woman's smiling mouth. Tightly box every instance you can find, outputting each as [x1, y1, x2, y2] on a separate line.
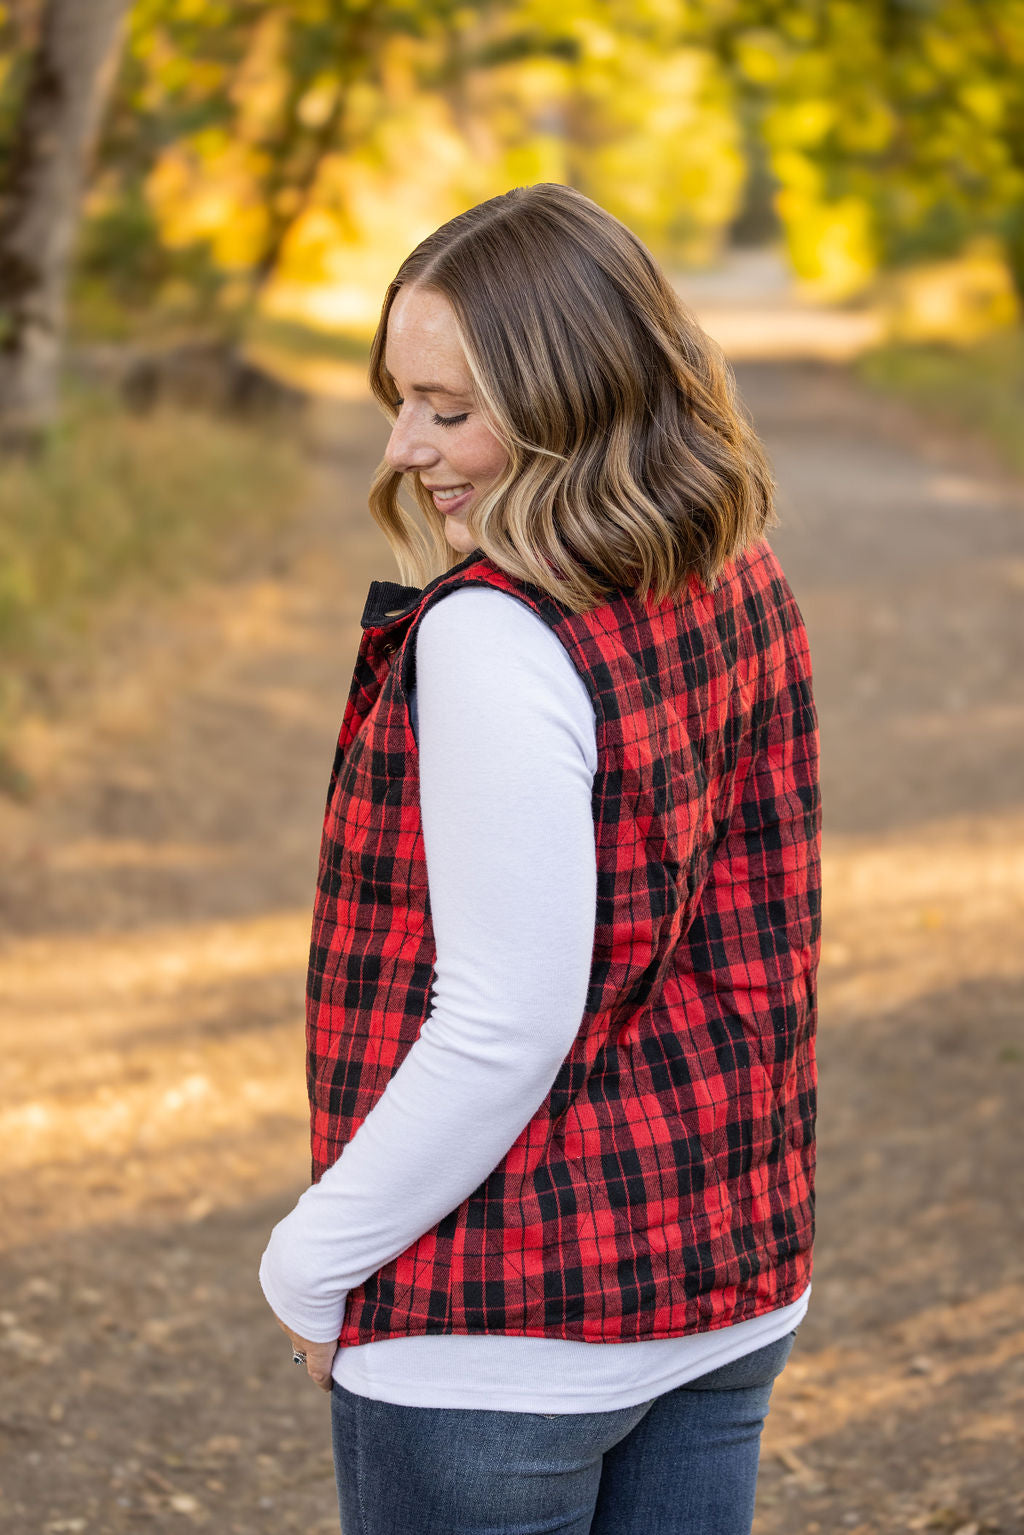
[425, 483, 473, 513]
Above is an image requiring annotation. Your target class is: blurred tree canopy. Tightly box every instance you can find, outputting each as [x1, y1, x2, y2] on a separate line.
[0, 0, 1021, 344]
[61, 0, 746, 337]
[697, 0, 1024, 303]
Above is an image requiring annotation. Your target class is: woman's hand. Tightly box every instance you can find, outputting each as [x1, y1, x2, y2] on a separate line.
[273, 1314, 338, 1393]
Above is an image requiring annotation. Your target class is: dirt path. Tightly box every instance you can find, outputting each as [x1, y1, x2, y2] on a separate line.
[0, 364, 1022, 1535]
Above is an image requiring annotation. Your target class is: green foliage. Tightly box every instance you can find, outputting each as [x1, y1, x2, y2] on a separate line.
[61, 0, 751, 335]
[695, 0, 1024, 298]
[6, 0, 1023, 340]
[0, 11, 32, 180]
[71, 185, 226, 336]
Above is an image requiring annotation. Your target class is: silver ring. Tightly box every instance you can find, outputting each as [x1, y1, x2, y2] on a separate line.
[292, 1349, 307, 1365]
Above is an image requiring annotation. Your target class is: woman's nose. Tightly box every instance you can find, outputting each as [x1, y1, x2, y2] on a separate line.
[384, 410, 439, 474]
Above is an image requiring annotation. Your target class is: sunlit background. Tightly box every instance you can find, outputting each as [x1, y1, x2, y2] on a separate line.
[0, 3, 1022, 1533]
[61, 1, 1024, 337]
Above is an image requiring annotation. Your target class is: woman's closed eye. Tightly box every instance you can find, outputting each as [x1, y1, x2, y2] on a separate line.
[391, 396, 468, 429]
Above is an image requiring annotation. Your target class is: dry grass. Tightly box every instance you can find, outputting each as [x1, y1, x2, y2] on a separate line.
[854, 327, 1024, 476]
[0, 375, 306, 753]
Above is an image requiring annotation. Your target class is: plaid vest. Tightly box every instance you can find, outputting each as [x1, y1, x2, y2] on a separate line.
[307, 539, 821, 1346]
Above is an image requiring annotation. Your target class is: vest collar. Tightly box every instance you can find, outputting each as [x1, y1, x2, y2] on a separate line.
[359, 550, 488, 631]
[359, 580, 422, 631]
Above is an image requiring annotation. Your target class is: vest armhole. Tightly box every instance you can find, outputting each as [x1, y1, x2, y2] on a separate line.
[402, 575, 605, 732]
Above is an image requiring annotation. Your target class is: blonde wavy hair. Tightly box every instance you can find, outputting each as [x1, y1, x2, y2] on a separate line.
[368, 183, 777, 612]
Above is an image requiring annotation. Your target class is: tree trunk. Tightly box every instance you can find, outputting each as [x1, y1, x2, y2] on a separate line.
[0, 0, 132, 448]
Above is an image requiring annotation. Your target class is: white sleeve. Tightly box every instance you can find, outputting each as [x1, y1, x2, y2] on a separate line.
[258, 586, 598, 1341]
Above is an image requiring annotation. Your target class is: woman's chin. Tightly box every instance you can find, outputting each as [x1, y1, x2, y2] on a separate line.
[443, 520, 477, 556]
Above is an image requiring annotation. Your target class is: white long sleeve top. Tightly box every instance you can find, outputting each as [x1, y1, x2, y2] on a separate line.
[259, 585, 809, 1411]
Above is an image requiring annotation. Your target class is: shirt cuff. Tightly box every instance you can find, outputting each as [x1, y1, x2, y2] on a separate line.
[258, 1230, 349, 1344]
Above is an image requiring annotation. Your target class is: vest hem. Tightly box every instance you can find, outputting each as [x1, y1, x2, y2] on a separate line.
[334, 1259, 814, 1349]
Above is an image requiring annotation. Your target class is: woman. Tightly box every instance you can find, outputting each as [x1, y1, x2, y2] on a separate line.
[259, 182, 821, 1535]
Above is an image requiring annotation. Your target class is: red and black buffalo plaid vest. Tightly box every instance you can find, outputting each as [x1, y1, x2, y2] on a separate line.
[307, 537, 821, 1346]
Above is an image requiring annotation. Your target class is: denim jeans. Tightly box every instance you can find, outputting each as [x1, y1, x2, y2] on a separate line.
[330, 1329, 797, 1535]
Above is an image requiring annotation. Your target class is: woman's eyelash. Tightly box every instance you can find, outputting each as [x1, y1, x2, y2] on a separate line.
[391, 396, 468, 429]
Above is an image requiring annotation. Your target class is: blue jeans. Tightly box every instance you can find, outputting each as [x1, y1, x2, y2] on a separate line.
[330, 1330, 797, 1534]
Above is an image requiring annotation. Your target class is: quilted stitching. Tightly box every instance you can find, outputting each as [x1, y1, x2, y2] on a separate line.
[306, 539, 821, 1344]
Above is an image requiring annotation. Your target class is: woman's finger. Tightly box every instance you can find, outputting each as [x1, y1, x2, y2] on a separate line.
[303, 1341, 337, 1391]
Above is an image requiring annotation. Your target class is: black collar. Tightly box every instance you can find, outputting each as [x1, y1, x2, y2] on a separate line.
[359, 580, 422, 630]
[359, 550, 487, 631]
